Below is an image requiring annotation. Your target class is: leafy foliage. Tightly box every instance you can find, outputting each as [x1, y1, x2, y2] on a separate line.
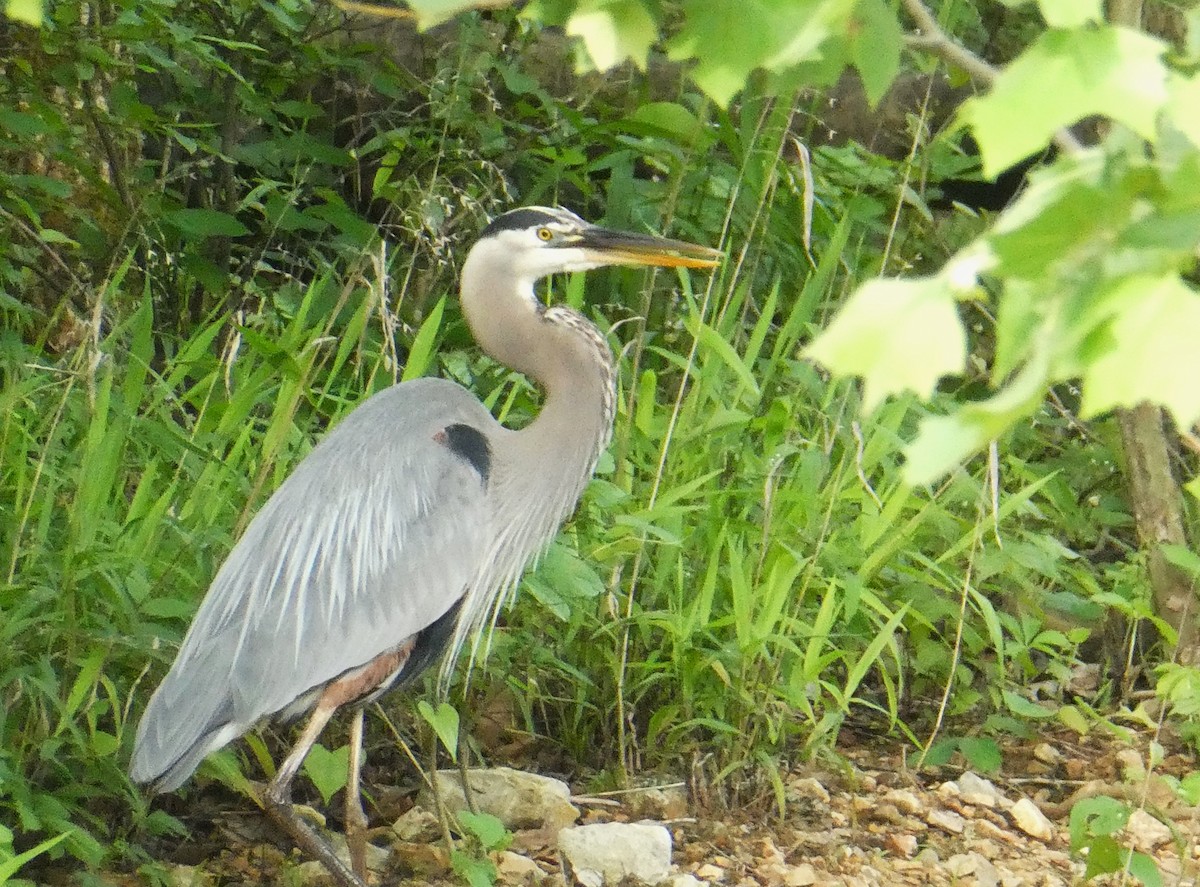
[1, 0, 1190, 879]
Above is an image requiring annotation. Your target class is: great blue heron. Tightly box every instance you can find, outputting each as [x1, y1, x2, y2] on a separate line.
[129, 206, 720, 886]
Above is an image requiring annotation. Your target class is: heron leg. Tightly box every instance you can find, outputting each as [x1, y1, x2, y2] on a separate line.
[262, 700, 365, 887]
[344, 707, 369, 881]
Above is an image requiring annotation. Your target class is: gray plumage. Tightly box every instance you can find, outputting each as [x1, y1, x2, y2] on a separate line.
[128, 207, 719, 887]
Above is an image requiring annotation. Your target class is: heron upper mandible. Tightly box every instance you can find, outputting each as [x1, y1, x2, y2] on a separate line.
[129, 206, 721, 886]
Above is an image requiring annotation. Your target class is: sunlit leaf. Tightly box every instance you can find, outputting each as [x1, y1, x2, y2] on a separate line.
[302, 742, 350, 805]
[417, 700, 460, 762]
[4, 0, 41, 25]
[805, 276, 966, 415]
[1037, 0, 1101, 27]
[1166, 72, 1200, 149]
[668, 0, 850, 106]
[1081, 274, 1200, 428]
[567, 0, 656, 70]
[963, 26, 1168, 176]
[849, 0, 902, 105]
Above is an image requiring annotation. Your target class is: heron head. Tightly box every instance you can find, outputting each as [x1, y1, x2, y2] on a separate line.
[479, 206, 723, 280]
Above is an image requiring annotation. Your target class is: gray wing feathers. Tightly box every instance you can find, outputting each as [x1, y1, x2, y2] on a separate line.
[131, 378, 495, 789]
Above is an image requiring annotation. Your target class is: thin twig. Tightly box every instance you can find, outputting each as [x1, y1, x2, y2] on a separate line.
[900, 0, 1084, 156]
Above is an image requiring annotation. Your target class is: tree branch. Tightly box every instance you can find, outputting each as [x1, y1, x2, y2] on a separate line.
[900, 0, 1085, 156]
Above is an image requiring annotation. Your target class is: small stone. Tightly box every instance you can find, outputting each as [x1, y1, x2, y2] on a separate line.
[1125, 809, 1172, 851]
[945, 853, 979, 877]
[392, 805, 440, 842]
[423, 767, 579, 833]
[927, 809, 966, 835]
[626, 785, 690, 819]
[883, 789, 922, 816]
[1115, 749, 1146, 782]
[496, 850, 545, 884]
[937, 780, 961, 799]
[558, 822, 672, 886]
[695, 863, 725, 881]
[886, 833, 918, 858]
[790, 777, 831, 804]
[1010, 798, 1054, 841]
[1033, 743, 1062, 765]
[957, 772, 1007, 809]
[325, 833, 390, 874]
[783, 863, 816, 887]
[1063, 758, 1087, 780]
[914, 847, 940, 865]
[668, 876, 707, 887]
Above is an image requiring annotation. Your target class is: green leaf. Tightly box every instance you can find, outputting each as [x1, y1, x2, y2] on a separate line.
[1127, 851, 1162, 887]
[0, 832, 68, 881]
[1069, 796, 1130, 848]
[164, 208, 249, 238]
[1037, 0, 1101, 28]
[963, 26, 1168, 177]
[417, 700, 460, 762]
[849, 0, 902, 105]
[4, 0, 41, 25]
[1167, 72, 1200, 150]
[1082, 834, 1123, 877]
[805, 276, 966, 415]
[1081, 274, 1200, 429]
[406, 0, 496, 28]
[904, 351, 1048, 485]
[627, 102, 708, 147]
[302, 742, 350, 805]
[402, 296, 446, 382]
[668, 0, 853, 106]
[567, 0, 656, 70]
[956, 737, 1002, 773]
[451, 850, 498, 887]
[457, 810, 510, 850]
[1003, 689, 1056, 719]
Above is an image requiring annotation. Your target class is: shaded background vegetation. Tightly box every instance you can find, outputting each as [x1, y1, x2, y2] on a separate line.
[0, 0, 1185, 880]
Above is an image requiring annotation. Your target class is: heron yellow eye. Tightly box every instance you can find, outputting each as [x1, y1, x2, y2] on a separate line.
[536, 227, 553, 242]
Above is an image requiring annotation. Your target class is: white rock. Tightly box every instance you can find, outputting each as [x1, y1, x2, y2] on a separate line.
[558, 822, 673, 886]
[496, 850, 545, 884]
[1126, 809, 1172, 850]
[946, 852, 998, 887]
[1010, 798, 1054, 841]
[423, 767, 579, 832]
[927, 808, 966, 835]
[957, 772, 1008, 809]
[883, 789, 922, 816]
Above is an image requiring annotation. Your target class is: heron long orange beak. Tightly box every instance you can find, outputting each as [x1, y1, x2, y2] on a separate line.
[575, 226, 723, 269]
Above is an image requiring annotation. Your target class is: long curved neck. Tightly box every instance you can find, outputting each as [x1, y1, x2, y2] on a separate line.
[459, 243, 615, 471]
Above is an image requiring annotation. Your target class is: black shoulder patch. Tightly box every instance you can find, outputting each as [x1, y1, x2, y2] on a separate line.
[443, 423, 492, 484]
[397, 597, 464, 689]
[480, 207, 560, 238]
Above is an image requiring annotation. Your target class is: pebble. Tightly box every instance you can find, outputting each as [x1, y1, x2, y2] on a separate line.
[558, 822, 672, 886]
[927, 808, 966, 835]
[883, 789, 922, 815]
[1126, 809, 1172, 850]
[958, 771, 1008, 809]
[886, 833, 918, 857]
[1033, 743, 1062, 765]
[1010, 797, 1054, 841]
[496, 850, 544, 883]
